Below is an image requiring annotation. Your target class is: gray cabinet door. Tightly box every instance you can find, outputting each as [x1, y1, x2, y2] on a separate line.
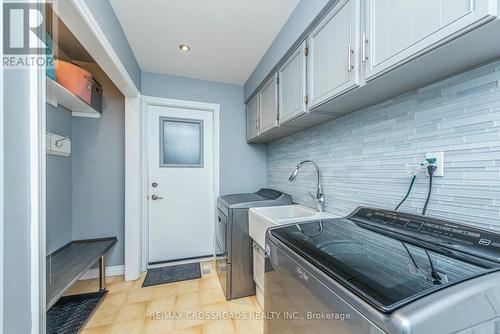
[246, 94, 260, 141]
[259, 73, 279, 135]
[364, 0, 496, 80]
[307, 0, 360, 110]
[279, 42, 307, 124]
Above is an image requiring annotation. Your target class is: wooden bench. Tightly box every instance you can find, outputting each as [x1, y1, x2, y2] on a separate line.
[46, 237, 117, 309]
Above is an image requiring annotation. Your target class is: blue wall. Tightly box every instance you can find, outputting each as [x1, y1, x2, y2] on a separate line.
[44, 63, 125, 267]
[244, 0, 330, 100]
[84, 0, 141, 90]
[46, 104, 73, 254]
[3, 68, 32, 334]
[142, 72, 267, 195]
[71, 64, 125, 267]
[268, 60, 500, 230]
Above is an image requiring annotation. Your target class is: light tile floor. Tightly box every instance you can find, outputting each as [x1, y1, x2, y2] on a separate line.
[64, 261, 263, 334]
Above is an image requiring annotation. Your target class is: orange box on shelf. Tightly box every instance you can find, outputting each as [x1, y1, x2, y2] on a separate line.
[54, 60, 93, 104]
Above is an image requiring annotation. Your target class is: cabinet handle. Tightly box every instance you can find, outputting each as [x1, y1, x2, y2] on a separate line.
[362, 33, 368, 63]
[347, 44, 354, 72]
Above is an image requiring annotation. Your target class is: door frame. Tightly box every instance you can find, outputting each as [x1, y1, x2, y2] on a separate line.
[30, 39, 47, 334]
[30, 2, 47, 333]
[0, 1, 4, 332]
[138, 96, 220, 272]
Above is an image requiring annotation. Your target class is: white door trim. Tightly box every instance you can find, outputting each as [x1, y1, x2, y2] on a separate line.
[125, 96, 142, 280]
[30, 2, 47, 333]
[0, 1, 4, 332]
[134, 96, 220, 272]
[30, 68, 46, 334]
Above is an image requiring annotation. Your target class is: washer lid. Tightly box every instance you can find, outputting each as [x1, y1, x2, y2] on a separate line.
[270, 216, 500, 313]
[218, 188, 290, 208]
[219, 193, 268, 207]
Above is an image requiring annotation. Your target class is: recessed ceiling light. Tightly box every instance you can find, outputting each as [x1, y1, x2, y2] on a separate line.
[179, 44, 191, 52]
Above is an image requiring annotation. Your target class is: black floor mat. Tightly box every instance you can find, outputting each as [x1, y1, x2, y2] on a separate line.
[143, 262, 201, 287]
[47, 291, 107, 334]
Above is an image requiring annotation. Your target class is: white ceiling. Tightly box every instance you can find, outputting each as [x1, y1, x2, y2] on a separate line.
[109, 0, 300, 85]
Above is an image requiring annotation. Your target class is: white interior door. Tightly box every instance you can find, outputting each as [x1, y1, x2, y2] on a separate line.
[148, 105, 214, 264]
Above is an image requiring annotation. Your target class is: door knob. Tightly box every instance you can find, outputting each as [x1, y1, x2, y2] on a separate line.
[151, 194, 164, 200]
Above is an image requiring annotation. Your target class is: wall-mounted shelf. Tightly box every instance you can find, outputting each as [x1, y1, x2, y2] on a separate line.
[46, 77, 101, 118]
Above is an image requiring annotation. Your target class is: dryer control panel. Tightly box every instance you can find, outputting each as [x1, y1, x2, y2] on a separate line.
[349, 207, 500, 262]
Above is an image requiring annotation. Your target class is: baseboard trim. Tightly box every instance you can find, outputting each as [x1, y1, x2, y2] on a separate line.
[149, 254, 213, 266]
[79, 265, 125, 280]
[147, 256, 214, 270]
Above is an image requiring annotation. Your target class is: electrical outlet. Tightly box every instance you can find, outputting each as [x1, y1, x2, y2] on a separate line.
[426, 152, 444, 177]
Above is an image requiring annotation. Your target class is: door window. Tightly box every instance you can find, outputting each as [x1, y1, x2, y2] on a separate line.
[160, 117, 203, 167]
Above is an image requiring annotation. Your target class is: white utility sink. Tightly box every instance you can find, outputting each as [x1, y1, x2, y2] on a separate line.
[249, 204, 335, 249]
[255, 204, 316, 220]
[249, 204, 336, 308]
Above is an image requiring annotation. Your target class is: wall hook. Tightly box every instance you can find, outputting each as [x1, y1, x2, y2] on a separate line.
[55, 137, 68, 148]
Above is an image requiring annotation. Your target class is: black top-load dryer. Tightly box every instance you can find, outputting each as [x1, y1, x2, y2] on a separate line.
[216, 188, 292, 300]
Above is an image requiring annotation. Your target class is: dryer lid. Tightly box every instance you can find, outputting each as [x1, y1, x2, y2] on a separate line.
[270, 214, 500, 313]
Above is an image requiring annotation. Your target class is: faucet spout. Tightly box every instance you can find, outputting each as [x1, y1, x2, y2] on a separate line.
[288, 160, 324, 212]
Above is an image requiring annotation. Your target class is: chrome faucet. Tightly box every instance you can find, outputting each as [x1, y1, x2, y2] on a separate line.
[288, 160, 324, 212]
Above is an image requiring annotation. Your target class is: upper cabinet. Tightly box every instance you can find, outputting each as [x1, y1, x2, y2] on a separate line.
[307, 0, 360, 109]
[246, 0, 498, 143]
[246, 94, 260, 142]
[364, 0, 497, 80]
[259, 73, 279, 134]
[278, 42, 307, 124]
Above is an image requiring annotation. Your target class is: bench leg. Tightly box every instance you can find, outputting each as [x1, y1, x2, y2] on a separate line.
[99, 255, 106, 291]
